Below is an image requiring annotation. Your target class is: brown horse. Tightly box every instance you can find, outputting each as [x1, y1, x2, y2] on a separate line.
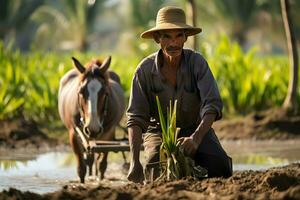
[58, 56, 125, 183]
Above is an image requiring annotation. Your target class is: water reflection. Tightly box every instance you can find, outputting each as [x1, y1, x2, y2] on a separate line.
[222, 139, 300, 171]
[59, 153, 76, 167]
[0, 160, 26, 170]
[0, 152, 76, 194]
[0, 151, 129, 194]
[0, 152, 291, 172]
[234, 154, 289, 165]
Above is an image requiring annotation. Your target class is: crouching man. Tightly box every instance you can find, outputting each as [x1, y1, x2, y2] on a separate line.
[126, 6, 232, 183]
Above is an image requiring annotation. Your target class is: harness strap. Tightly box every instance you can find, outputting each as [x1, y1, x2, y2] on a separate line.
[98, 94, 109, 134]
[75, 126, 90, 152]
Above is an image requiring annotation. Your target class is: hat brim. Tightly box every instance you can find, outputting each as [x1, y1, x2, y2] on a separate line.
[140, 22, 202, 39]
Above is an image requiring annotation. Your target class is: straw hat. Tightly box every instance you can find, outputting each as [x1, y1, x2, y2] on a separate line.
[141, 6, 202, 39]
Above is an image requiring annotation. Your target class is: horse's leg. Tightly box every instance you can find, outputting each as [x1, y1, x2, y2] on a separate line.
[86, 152, 94, 176]
[95, 153, 101, 177]
[98, 128, 117, 179]
[69, 128, 86, 183]
[99, 152, 108, 180]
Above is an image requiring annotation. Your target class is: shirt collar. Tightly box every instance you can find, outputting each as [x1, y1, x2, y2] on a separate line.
[151, 49, 189, 75]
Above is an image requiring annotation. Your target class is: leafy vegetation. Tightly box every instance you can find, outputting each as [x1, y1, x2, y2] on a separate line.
[0, 41, 139, 121]
[0, 35, 298, 121]
[204, 35, 295, 115]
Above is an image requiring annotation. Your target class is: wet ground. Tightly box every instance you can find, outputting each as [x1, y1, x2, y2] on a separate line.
[0, 150, 128, 194]
[0, 139, 299, 194]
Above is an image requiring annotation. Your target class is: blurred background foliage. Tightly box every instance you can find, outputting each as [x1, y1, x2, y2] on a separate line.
[0, 0, 299, 122]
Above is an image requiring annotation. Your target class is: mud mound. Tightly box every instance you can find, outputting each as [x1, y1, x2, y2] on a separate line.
[0, 163, 299, 200]
[0, 118, 58, 149]
[214, 108, 300, 140]
[0, 188, 43, 200]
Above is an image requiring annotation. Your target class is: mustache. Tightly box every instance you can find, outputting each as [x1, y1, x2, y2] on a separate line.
[167, 46, 181, 51]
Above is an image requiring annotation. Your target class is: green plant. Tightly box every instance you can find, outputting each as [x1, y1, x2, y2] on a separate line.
[0, 41, 141, 123]
[0, 36, 298, 124]
[0, 62, 25, 119]
[205, 35, 291, 115]
[156, 96, 207, 181]
[0, 44, 25, 119]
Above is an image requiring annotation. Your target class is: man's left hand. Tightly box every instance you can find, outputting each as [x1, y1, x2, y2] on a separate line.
[177, 136, 199, 157]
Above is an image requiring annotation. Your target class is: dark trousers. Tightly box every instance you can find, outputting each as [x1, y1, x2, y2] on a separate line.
[143, 128, 232, 179]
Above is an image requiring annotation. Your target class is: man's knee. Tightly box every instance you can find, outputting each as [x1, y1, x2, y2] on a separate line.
[195, 153, 232, 178]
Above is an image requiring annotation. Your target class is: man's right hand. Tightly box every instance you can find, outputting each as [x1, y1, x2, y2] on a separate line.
[127, 160, 144, 183]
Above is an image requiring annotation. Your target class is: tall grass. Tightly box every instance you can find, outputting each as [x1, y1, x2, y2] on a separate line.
[0, 56, 25, 119]
[204, 35, 293, 115]
[0, 36, 298, 122]
[0, 43, 139, 121]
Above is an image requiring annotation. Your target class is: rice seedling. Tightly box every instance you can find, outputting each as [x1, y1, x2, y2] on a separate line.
[156, 96, 207, 181]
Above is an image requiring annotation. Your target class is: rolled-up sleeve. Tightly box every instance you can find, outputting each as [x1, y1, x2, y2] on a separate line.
[126, 68, 150, 132]
[195, 55, 223, 121]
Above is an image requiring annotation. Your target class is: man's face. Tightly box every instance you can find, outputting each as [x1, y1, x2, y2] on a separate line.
[156, 29, 187, 58]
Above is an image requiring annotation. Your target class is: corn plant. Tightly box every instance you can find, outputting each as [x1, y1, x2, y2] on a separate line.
[156, 96, 207, 181]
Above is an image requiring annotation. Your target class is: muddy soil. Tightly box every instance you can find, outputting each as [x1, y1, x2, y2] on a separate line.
[1, 108, 299, 151]
[0, 163, 299, 200]
[0, 109, 299, 199]
[0, 118, 59, 151]
[214, 108, 300, 140]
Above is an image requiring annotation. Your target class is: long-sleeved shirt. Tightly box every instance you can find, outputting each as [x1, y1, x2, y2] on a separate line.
[126, 49, 223, 133]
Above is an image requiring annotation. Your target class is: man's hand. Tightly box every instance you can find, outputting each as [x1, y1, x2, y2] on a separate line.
[127, 125, 144, 183]
[177, 136, 199, 157]
[127, 160, 144, 183]
[178, 113, 217, 157]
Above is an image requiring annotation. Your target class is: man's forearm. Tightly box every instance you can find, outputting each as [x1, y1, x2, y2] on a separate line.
[128, 125, 143, 162]
[191, 113, 216, 145]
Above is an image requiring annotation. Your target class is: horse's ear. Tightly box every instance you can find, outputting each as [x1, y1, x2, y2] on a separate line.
[99, 56, 111, 73]
[72, 57, 85, 73]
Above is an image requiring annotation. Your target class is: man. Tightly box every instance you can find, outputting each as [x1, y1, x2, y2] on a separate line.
[126, 6, 232, 183]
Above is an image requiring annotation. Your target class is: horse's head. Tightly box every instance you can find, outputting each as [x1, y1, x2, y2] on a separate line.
[72, 56, 111, 139]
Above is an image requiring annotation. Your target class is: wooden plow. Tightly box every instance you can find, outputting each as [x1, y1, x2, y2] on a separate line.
[75, 126, 143, 177]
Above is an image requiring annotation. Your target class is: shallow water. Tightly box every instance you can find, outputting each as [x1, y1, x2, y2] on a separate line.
[223, 139, 300, 170]
[0, 140, 300, 194]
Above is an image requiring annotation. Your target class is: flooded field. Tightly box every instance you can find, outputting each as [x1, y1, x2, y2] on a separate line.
[1, 139, 300, 194]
